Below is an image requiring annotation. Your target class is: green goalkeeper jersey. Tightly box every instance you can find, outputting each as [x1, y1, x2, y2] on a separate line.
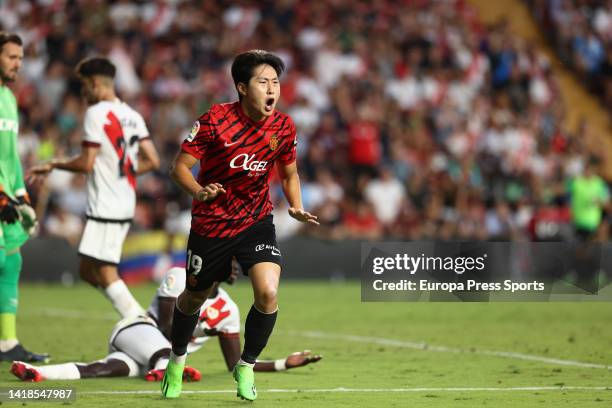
[0, 85, 28, 250]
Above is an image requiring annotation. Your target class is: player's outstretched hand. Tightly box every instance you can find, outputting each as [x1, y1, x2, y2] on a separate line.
[195, 183, 226, 202]
[285, 350, 322, 369]
[26, 163, 53, 184]
[288, 207, 319, 225]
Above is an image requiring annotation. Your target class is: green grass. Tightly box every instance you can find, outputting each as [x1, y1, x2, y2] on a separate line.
[1, 281, 612, 407]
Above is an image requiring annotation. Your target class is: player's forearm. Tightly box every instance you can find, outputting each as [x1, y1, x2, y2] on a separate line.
[254, 360, 286, 372]
[50, 156, 93, 174]
[281, 172, 303, 209]
[219, 334, 242, 371]
[136, 140, 161, 175]
[154, 297, 176, 340]
[170, 161, 203, 199]
[136, 159, 159, 175]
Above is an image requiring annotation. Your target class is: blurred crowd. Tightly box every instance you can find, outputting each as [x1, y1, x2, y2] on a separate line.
[1, 0, 610, 244]
[530, 0, 612, 116]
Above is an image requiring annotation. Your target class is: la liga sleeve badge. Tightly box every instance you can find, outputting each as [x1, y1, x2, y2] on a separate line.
[186, 120, 200, 142]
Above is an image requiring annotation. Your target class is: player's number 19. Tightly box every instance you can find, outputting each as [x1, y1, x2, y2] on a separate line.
[187, 249, 203, 275]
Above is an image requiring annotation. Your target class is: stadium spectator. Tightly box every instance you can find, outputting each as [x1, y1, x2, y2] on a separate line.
[0, 0, 607, 244]
[364, 167, 406, 231]
[44, 199, 83, 247]
[530, 0, 612, 115]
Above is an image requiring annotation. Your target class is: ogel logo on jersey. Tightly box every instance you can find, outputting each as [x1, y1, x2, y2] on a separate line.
[229, 153, 268, 172]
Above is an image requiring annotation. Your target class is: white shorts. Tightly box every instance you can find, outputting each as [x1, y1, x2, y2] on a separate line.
[78, 219, 130, 264]
[108, 315, 171, 371]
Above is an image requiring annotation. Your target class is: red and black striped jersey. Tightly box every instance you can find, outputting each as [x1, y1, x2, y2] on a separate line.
[181, 101, 297, 238]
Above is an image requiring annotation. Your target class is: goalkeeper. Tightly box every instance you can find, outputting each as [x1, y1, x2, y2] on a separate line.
[0, 31, 47, 362]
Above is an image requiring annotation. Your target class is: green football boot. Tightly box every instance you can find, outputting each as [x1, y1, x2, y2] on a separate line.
[161, 359, 184, 398]
[233, 363, 257, 401]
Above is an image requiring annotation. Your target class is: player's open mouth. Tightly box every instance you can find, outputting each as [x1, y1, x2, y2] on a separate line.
[264, 98, 275, 112]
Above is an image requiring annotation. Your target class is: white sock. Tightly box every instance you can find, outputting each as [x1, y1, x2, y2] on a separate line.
[169, 351, 186, 365]
[0, 339, 18, 352]
[154, 357, 169, 370]
[37, 363, 81, 380]
[238, 358, 255, 368]
[103, 280, 144, 318]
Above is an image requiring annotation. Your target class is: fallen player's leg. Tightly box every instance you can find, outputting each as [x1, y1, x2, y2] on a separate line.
[11, 315, 201, 382]
[11, 352, 138, 381]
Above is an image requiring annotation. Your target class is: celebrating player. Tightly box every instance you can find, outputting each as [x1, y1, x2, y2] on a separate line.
[0, 32, 47, 363]
[10, 266, 321, 382]
[163, 50, 318, 401]
[28, 57, 160, 319]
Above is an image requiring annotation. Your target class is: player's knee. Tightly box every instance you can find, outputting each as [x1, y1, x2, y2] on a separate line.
[256, 286, 278, 312]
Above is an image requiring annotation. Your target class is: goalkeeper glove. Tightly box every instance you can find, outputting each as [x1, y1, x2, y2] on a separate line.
[0, 192, 19, 224]
[15, 193, 38, 236]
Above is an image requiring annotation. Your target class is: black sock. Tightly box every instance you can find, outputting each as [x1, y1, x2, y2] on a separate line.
[241, 305, 277, 364]
[170, 305, 199, 356]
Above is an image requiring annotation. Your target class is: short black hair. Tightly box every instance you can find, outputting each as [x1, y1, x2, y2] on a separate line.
[231, 49, 285, 88]
[75, 57, 116, 79]
[0, 32, 22, 52]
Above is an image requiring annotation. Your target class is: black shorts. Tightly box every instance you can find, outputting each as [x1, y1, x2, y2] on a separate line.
[185, 215, 282, 291]
[575, 226, 597, 242]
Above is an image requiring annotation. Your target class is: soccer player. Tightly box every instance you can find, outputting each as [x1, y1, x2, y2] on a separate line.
[10, 266, 321, 382]
[28, 57, 160, 319]
[163, 50, 318, 401]
[0, 31, 48, 362]
[568, 159, 610, 242]
[11, 314, 202, 382]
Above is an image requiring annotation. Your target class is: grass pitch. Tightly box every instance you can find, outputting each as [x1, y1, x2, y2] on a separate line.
[1, 281, 611, 407]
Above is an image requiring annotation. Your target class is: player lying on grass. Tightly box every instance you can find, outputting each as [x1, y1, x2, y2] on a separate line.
[10, 266, 321, 381]
[11, 314, 201, 382]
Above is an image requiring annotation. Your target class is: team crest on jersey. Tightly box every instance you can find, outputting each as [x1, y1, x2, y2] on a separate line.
[269, 133, 279, 151]
[164, 275, 175, 290]
[206, 306, 220, 320]
[186, 120, 200, 142]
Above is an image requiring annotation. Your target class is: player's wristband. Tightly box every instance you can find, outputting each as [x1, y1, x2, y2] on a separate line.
[274, 359, 287, 371]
